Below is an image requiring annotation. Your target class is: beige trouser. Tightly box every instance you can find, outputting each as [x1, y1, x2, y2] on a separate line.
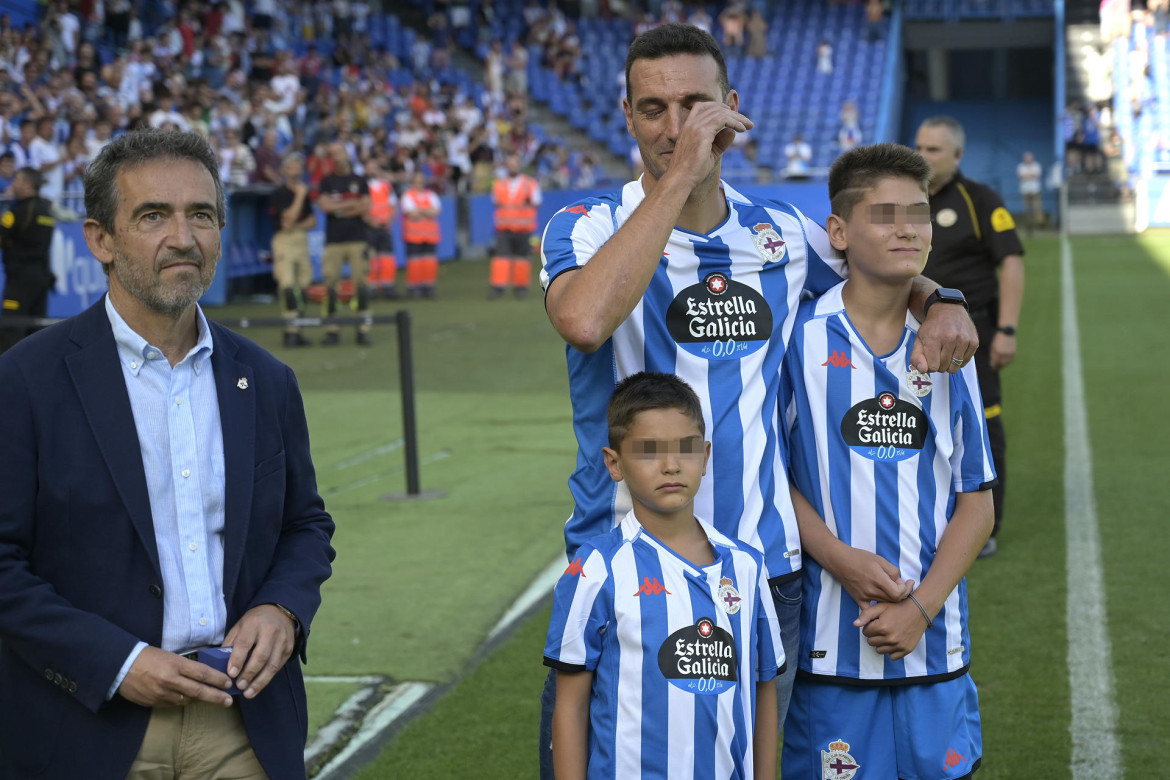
[321, 241, 368, 288]
[271, 230, 313, 291]
[126, 699, 267, 779]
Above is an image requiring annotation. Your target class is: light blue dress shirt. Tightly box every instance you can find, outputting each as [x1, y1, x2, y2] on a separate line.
[104, 295, 228, 698]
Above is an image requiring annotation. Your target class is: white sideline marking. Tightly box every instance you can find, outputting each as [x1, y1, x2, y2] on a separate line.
[306, 557, 564, 777]
[335, 440, 405, 470]
[488, 556, 568, 643]
[304, 675, 384, 685]
[1062, 235, 1123, 779]
[303, 680, 386, 767]
[311, 681, 433, 779]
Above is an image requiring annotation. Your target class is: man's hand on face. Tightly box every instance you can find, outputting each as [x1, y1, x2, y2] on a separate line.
[665, 101, 753, 191]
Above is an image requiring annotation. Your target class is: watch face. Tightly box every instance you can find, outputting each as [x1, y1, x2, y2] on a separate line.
[936, 287, 966, 303]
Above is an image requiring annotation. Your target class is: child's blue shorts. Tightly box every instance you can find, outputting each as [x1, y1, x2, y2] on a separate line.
[781, 673, 982, 780]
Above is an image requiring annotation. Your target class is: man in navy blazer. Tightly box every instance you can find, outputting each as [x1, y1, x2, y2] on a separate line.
[0, 129, 335, 778]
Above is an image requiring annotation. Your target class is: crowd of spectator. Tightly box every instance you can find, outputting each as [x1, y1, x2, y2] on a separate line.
[0, 0, 607, 216]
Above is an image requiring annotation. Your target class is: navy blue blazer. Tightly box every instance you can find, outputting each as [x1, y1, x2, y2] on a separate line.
[0, 298, 335, 779]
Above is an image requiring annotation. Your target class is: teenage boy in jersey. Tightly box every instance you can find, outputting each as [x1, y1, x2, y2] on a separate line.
[545, 372, 784, 780]
[779, 144, 995, 780]
[537, 24, 979, 775]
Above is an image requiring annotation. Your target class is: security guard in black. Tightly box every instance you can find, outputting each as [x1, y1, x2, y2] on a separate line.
[1, 168, 56, 353]
[917, 118, 1025, 552]
[922, 170, 1023, 312]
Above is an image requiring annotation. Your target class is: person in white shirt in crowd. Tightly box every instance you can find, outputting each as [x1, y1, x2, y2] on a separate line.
[1016, 151, 1044, 236]
[816, 38, 833, 75]
[218, 127, 255, 188]
[29, 116, 64, 204]
[783, 132, 812, 180]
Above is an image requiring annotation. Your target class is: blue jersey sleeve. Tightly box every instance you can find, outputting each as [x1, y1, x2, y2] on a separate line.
[538, 197, 619, 293]
[950, 364, 998, 493]
[799, 213, 847, 297]
[543, 544, 612, 672]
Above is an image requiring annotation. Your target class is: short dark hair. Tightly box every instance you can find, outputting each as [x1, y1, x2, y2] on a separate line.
[0, 151, 13, 162]
[607, 372, 705, 449]
[828, 143, 930, 219]
[15, 166, 42, 191]
[625, 23, 729, 102]
[84, 128, 226, 234]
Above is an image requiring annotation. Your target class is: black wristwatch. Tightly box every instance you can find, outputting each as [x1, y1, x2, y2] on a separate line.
[922, 287, 968, 318]
[997, 325, 1017, 336]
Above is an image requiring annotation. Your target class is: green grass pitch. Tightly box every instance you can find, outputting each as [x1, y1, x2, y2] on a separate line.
[219, 236, 1168, 778]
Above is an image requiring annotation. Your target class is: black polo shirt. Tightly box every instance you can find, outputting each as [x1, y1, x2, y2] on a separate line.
[318, 172, 368, 244]
[270, 185, 314, 229]
[923, 170, 1024, 311]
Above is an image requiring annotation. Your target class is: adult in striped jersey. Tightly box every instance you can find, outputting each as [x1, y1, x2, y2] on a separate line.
[780, 144, 994, 780]
[545, 372, 784, 779]
[537, 24, 979, 777]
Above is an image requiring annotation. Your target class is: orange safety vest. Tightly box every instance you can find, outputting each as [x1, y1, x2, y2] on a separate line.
[401, 187, 440, 244]
[368, 178, 396, 225]
[493, 175, 539, 233]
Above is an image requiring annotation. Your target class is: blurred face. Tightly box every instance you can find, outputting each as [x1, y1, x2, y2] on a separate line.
[281, 156, 304, 181]
[603, 408, 710, 524]
[12, 170, 34, 198]
[623, 53, 734, 185]
[86, 159, 222, 319]
[914, 124, 962, 191]
[827, 176, 931, 285]
[329, 143, 350, 171]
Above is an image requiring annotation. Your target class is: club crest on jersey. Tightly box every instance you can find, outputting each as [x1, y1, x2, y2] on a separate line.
[905, 366, 933, 396]
[665, 273, 773, 361]
[658, 617, 738, 695]
[840, 392, 928, 462]
[821, 739, 861, 780]
[717, 577, 742, 614]
[750, 222, 787, 264]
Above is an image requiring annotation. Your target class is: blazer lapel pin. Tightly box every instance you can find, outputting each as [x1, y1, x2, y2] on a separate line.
[237, 378, 249, 390]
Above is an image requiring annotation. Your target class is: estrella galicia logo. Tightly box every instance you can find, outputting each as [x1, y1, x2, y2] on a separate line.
[657, 617, 738, 695]
[665, 273, 773, 361]
[840, 392, 929, 462]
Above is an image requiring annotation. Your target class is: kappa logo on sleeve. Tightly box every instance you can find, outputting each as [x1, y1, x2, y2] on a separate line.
[564, 557, 586, 577]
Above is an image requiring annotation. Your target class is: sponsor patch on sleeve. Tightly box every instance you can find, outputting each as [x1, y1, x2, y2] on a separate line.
[990, 207, 1016, 232]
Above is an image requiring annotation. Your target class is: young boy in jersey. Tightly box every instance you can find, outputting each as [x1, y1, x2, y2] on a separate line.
[779, 144, 996, 780]
[544, 372, 785, 780]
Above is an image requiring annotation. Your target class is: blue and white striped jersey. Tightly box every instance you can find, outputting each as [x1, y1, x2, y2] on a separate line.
[540, 179, 846, 577]
[779, 283, 996, 684]
[544, 511, 785, 780]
